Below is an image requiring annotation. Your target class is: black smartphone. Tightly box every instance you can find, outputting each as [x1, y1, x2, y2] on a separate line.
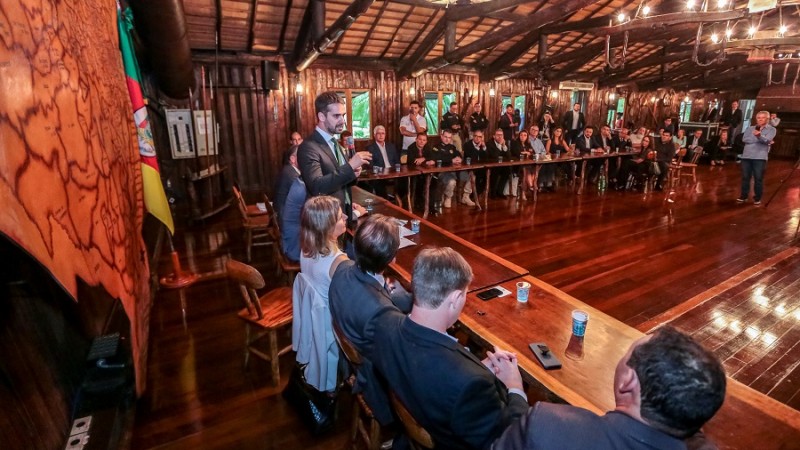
[477, 288, 502, 301]
[529, 342, 562, 370]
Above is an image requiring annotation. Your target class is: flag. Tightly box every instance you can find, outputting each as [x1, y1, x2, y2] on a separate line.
[117, 4, 174, 234]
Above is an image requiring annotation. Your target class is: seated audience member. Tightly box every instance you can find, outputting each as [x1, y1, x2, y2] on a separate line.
[491, 326, 726, 450]
[407, 132, 433, 213]
[673, 129, 687, 153]
[487, 128, 512, 198]
[653, 130, 675, 190]
[274, 144, 300, 221]
[614, 127, 633, 150]
[706, 129, 731, 166]
[616, 135, 654, 190]
[366, 125, 399, 198]
[280, 177, 306, 262]
[686, 129, 706, 162]
[373, 247, 528, 450]
[528, 126, 555, 192]
[463, 130, 488, 198]
[597, 125, 617, 153]
[294, 195, 349, 393]
[630, 126, 647, 146]
[329, 214, 412, 425]
[547, 127, 570, 188]
[510, 129, 533, 197]
[428, 129, 469, 209]
[575, 126, 602, 180]
[659, 117, 676, 135]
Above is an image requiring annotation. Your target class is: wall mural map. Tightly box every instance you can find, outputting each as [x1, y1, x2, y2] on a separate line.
[0, 0, 151, 391]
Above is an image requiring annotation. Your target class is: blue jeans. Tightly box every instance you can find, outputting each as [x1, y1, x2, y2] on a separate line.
[740, 159, 766, 201]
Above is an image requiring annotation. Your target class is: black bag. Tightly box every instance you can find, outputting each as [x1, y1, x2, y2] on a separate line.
[282, 362, 337, 435]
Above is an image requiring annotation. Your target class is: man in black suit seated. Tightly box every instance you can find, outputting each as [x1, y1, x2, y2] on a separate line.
[407, 132, 434, 213]
[329, 214, 413, 425]
[486, 128, 512, 198]
[298, 91, 372, 221]
[273, 144, 300, 222]
[492, 326, 726, 450]
[686, 129, 706, 162]
[373, 247, 528, 450]
[463, 130, 488, 198]
[575, 126, 602, 180]
[365, 125, 399, 199]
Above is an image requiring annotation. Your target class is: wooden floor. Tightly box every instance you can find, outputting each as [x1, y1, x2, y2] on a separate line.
[133, 159, 800, 449]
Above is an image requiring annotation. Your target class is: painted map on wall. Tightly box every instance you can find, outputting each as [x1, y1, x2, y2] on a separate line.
[0, 0, 151, 392]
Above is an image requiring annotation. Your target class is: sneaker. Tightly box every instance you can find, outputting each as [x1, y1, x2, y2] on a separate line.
[443, 197, 452, 208]
[754, 200, 762, 205]
[736, 198, 746, 203]
[460, 195, 476, 206]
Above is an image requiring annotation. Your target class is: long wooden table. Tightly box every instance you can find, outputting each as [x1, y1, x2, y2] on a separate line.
[351, 187, 800, 448]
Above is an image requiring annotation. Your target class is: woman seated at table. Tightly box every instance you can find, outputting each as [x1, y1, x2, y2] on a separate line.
[706, 129, 730, 166]
[295, 195, 349, 393]
[512, 129, 533, 195]
[615, 135, 654, 190]
[546, 127, 569, 190]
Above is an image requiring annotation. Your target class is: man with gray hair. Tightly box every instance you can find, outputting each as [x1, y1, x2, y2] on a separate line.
[373, 247, 528, 449]
[737, 110, 776, 205]
[366, 125, 400, 199]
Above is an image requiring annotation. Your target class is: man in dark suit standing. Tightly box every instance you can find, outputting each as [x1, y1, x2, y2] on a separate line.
[365, 125, 399, 199]
[273, 144, 300, 222]
[720, 100, 742, 138]
[372, 247, 528, 450]
[561, 102, 586, 145]
[498, 104, 518, 142]
[329, 214, 413, 425]
[298, 91, 372, 220]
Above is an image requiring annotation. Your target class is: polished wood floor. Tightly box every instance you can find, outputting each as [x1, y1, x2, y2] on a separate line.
[133, 159, 800, 449]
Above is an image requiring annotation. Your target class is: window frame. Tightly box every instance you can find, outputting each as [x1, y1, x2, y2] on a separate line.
[334, 89, 372, 140]
[424, 91, 457, 136]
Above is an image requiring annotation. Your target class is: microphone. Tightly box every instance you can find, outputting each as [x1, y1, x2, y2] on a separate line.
[345, 135, 355, 157]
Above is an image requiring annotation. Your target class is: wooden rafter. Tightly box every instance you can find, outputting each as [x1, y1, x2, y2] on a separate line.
[247, 0, 258, 53]
[358, 1, 390, 57]
[444, 0, 533, 22]
[277, 0, 294, 54]
[397, 15, 448, 77]
[379, 6, 416, 59]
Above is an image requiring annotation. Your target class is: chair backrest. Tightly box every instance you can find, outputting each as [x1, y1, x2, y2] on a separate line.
[390, 391, 434, 449]
[226, 259, 265, 319]
[333, 321, 364, 366]
[675, 148, 687, 164]
[688, 148, 703, 164]
[232, 184, 251, 221]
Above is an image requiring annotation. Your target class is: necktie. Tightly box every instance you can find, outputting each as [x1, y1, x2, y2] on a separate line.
[330, 137, 351, 205]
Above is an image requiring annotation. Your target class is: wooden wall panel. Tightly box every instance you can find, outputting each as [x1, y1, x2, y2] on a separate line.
[0, 0, 150, 393]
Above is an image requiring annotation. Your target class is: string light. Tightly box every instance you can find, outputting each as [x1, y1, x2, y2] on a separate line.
[617, 12, 626, 22]
[642, 5, 651, 16]
[779, 24, 788, 36]
[748, 25, 757, 37]
[711, 33, 719, 44]
[725, 28, 733, 39]
[717, 0, 727, 8]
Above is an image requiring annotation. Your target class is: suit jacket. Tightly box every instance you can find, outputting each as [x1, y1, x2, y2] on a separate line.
[463, 139, 488, 163]
[486, 139, 511, 161]
[280, 178, 306, 262]
[298, 129, 357, 213]
[597, 134, 617, 152]
[687, 135, 706, 150]
[274, 164, 300, 220]
[498, 113, 516, 141]
[366, 141, 399, 168]
[561, 110, 586, 131]
[575, 134, 600, 154]
[329, 261, 412, 424]
[491, 403, 687, 450]
[372, 313, 529, 450]
[613, 135, 632, 150]
[654, 139, 675, 163]
[406, 143, 428, 167]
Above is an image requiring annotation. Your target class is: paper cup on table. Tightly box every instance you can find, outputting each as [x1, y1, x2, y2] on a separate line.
[516, 281, 531, 303]
[410, 219, 420, 233]
[571, 310, 589, 337]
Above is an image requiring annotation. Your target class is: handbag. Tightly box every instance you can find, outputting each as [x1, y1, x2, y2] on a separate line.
[282, 362, 338, 435]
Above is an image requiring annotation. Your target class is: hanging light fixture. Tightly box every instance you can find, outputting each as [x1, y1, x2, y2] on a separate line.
[642, 5, 651, 16]
[617, 12, 626, 22]
[489, 87, 496, 97]
[711, 32, 720, 44]
[295, 82, 304, 94]
[686, 0, 695, 9]
[409, 86, 416, 96]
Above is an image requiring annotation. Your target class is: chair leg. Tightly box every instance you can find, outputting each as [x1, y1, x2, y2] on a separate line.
[368, 416, 382, 450]
[268, 329, 280, 385]
[350, 400, 361, 449]
[245, 229, 253, 262]
[244, 325, 251, 369]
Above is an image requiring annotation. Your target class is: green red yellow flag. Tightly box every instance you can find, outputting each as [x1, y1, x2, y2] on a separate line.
[117, 4, 174, 234]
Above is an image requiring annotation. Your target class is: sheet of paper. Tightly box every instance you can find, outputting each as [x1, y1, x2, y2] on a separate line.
[495, 285, 513, 298]
[400, 226, 417, 237]
[256, 202, 267, 212]
[399, 236, 417, 249]
[393, 218, 409, 226]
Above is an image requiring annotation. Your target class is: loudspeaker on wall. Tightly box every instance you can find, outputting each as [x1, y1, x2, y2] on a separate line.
[261, 61, 280, 91]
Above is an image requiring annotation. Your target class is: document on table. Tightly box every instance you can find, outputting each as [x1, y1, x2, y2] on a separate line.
[400, 226, 416, 237]
[399, 237, 417, 249]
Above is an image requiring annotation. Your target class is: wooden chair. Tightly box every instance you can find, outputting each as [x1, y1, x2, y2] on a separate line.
[226, 259, 293, 385]
[263, 193, 300, 285]
[333, 323, 382, 450]
[233, 185, 272, 262]
[679, 147, 703, 183]
[233, 183, 269, 217]
[666, 148, 687, 190]
[389, 391, 434, 449]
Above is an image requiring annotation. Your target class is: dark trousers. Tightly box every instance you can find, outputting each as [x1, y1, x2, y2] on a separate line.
[740, 159, 766, 201]
[566, 129, 581, 145]
[491, 168, 510, 197]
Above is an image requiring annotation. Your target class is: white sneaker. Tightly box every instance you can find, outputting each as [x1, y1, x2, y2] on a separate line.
[443, 196, 452, 208]
[461, 194, 476, 206]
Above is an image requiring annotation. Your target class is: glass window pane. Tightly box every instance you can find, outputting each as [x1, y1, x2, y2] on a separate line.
[350, 91, 371, 139]
[425, 93, 439, 135]
[514, 95, 526, 130]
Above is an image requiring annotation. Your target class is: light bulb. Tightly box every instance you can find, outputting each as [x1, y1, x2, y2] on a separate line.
[489, 88, 496, 97]
[409, 86, 416, 95]
[748, 26, 757, 36]
[779, 25, 788, 35]
[617, 13, 626, 22]
[717, 0, 726, 8]
[711, 33, 719, 44]
[295, 83, 303, 94]
[642, 5, 651, 16]
[686, 0, 695, 8]
[725, 28, 733, 39]
[778, 53, 784, 58]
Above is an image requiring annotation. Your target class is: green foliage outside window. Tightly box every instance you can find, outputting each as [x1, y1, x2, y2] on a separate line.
[514, 95, 526, 130]
[350, 91, 371, 139]
[425, 93, 439, 135]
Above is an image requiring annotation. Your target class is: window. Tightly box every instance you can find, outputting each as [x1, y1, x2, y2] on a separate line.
[739, 99, 756, 125]
[679, 100, 692, 123]
[500, 95, 526, 131]
[571, 90, 588, 114]
[424, 91, 456, 136]
[335, 90, 371, 139]
[607, 98, 626, 128]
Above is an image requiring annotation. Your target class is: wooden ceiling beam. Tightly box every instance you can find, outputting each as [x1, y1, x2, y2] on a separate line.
[591, 9, 749, 35]
[276, 0, 293, 54]
[541, 14, 614, 34]
[413, 0, 598, 78]
[397, 15, 448, 78]
[247, 0, 258, 53]
[445, 0, 533, 22]
[293, 0, 375, 72]
[358, 0, 389, 57]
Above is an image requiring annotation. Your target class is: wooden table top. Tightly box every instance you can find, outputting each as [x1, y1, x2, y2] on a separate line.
[352, 188, 527, 293]
[358, 165, 421, 180]
[457, 274, 800, 449]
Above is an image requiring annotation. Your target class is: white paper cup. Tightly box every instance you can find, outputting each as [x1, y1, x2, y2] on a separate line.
[571, 310, 589, 337]
[516, 281, 531, 302]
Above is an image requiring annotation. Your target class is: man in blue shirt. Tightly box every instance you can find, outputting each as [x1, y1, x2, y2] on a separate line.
[737, 111, 776, 205]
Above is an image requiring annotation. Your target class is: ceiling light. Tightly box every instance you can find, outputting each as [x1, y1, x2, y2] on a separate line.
[686, 0, 695, 8]
[617, 12, 626, 22]
[779, 25, 788, 35]
[711, 33, 719, 44]
[642, 5, 651, 16]
[717, 0, 727, 8]
[748, 26, 757, 36]
[725, 28, 733, 39]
